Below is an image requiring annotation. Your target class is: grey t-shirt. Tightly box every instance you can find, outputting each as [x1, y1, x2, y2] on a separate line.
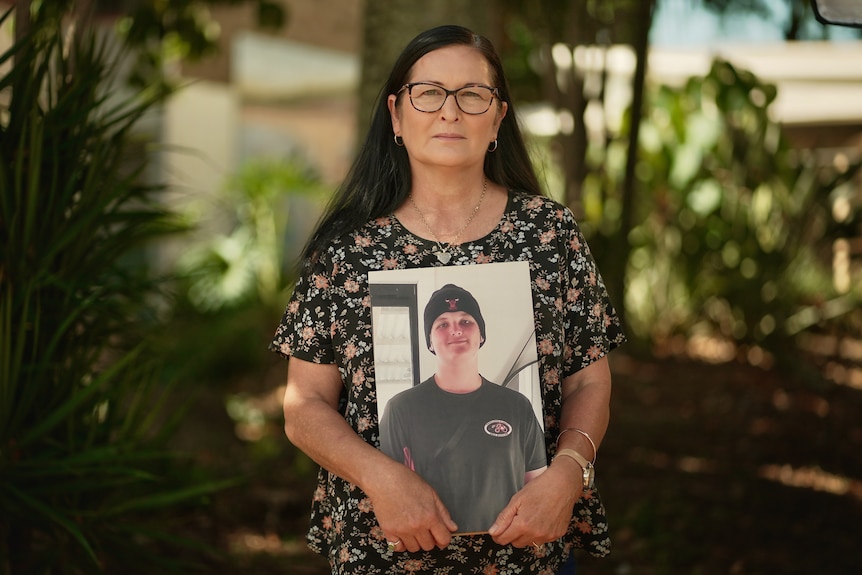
[379, 376, 546, 533]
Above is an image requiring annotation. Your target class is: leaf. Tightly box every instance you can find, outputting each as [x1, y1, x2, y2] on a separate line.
[102, 477, 244, 516]
[5, 483, 100, 566]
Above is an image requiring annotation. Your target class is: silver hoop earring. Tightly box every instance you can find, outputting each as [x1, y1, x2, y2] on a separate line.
[488, 139, 498, 153]
[394, 135, 404, 147]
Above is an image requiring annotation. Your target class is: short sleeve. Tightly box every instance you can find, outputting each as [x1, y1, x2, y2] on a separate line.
[523, 401, 548, 472]
[269, 252, 337, 364]
[377, 394, 410, 465]
[558, 209, 626, 377]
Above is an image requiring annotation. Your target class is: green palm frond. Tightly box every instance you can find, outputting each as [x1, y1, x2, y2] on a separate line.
[0, 6, 232, 574]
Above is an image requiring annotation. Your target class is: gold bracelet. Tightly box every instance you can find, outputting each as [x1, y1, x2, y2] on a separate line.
[556, 428, 597, 463]
[553, 448, 596, 489]
[554, 448, 591, 469]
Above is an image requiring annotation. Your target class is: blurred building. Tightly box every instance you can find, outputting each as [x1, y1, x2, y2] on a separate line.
[165, 0, 362, 197]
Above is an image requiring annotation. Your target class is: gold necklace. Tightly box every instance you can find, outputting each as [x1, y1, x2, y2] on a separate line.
[409, 178, 487, 264]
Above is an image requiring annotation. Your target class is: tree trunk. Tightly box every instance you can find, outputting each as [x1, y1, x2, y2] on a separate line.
[534, 0, 593, 217]
[611, 0, 655, 328]
[14, 0, 30, 48]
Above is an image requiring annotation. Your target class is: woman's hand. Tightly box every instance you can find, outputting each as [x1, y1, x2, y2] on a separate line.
[365, 459, 459, 552]
[488, 357, 611, 547]
[486, 461, 582, 547]
[283, 358, 457, 553]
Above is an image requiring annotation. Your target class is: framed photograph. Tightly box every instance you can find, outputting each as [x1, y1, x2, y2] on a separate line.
[369, 261, 546, 534]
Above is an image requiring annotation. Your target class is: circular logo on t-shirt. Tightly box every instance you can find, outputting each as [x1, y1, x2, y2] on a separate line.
[484, 419, 513, 437]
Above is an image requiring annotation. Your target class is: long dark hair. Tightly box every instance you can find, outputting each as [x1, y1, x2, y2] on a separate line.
[301, 24, 543, 262]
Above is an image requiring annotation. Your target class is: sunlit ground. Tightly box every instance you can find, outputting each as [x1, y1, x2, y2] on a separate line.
[207, 337, 862, 574]
[758, 463, 862, 501]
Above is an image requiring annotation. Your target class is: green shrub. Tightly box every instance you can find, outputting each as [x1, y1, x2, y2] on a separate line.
[0, 7, 234, 574]
[586, 59, 861, 360]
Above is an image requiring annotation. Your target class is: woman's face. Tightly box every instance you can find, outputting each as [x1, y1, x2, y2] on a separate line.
[428, 311, 483, 361]
[387, 45, 507, 170]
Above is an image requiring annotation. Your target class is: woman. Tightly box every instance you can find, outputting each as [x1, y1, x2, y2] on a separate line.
[378, 284, 547, 535]
[271, 24, 625, 574]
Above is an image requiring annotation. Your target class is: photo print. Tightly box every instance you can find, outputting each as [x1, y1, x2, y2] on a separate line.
[369, 261, 546, 534]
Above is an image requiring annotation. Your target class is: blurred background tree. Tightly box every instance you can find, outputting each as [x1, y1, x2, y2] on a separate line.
[97, 0, 286, 88]
[0, 3, 242, 573]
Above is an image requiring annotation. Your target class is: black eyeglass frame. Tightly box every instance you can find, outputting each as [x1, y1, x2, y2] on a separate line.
[398, 82, 500, 115]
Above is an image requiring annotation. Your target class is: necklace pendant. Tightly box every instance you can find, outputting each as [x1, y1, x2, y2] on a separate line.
[434, 250, 452, 264]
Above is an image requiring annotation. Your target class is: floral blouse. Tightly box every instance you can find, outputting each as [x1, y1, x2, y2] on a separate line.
[270, 191, 626, 575]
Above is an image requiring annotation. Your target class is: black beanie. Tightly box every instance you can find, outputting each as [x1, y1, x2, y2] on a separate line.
[423, 284, 486, 352]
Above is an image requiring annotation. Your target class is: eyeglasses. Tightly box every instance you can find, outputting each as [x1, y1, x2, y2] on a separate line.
[399, 82, 499, 115]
